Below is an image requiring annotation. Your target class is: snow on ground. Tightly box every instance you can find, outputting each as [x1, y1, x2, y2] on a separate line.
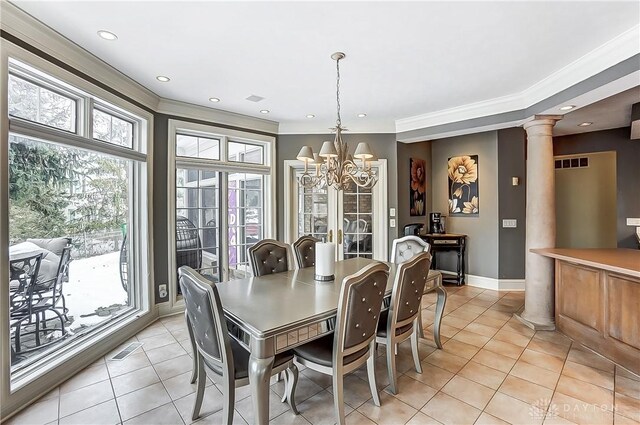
[65, 251, 129, 329]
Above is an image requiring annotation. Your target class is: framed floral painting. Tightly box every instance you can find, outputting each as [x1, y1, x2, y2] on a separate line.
[448, 155, 479, 215]
[410, 157, 426, 216]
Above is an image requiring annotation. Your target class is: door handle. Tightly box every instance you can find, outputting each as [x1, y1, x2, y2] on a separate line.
[328, 229, 333, 243]
[338, 229, 343, 244]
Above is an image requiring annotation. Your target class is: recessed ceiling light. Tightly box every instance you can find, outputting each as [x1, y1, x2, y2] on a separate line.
[209, 97, 220, 103]
[357, 113, 367, 118]
[559, 105, 576, 111]
[578, 122, 593, 127]
[156, 76, 170, 82]
[260, 110, 270, 114]
[97, 30, 118, 41]
[306, 114, 315, 118]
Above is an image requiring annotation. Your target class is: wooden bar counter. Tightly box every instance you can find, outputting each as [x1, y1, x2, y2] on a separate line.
[533, 248, 640, 375]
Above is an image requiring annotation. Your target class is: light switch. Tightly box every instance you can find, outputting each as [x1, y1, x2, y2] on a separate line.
[502, 219, 517, 228]
[390, 208, 396, 217]
[390, 219, 396, 228]
[626, 218, 640, 226]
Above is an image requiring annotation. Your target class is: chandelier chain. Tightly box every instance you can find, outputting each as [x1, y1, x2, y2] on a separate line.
[336, 56, 341, 127]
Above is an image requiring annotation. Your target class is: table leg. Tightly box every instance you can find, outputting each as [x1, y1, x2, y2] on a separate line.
[249, 354, 274, 425]
[433, 286, 447, 349]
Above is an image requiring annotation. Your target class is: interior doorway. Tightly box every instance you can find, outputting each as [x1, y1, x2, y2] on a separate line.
[555, 151, 617, 248]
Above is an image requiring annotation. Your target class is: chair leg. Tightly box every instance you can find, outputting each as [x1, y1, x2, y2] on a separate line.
[411, 321, 422, 373]
[385, 338, 398, 395]
[187, 320, 198, 384]
[221, 371, 235, 425]
[368, 341, 381, 406]
[192, 354, 206, 421]
[284, 363, 299, 415]
[332, 373, 346, 425]
[417, 309, 425, 340]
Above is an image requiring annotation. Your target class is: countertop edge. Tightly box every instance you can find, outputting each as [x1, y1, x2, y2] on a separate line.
[531, 248, 640, 278]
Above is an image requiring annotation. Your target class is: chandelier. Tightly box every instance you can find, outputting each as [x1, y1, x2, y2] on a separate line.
[296, 52, 378, 191]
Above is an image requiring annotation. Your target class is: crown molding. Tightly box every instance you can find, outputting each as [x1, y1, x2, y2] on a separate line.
[396, 24, 640, 133]
[1, 1, 161, 110]
[157, 98, 279, 135]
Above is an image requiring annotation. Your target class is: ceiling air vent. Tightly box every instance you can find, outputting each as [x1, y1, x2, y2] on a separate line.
[554, 157, 589, 170]
[246, 95, 265, 102]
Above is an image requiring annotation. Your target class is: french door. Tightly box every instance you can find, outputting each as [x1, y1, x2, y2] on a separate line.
[285, 160, 388, 261]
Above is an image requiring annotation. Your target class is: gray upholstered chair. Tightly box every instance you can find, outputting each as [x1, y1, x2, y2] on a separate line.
[247, 239, 293, 277]
[376, 252, 432, 394]
[293, 262, 390, 425]
[390, 235, 430, 264]
[179, 266, 299, 423]
[292, 235, 320, 269]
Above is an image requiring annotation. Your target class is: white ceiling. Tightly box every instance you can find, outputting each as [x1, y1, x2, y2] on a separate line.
[11, 1, 640, 134]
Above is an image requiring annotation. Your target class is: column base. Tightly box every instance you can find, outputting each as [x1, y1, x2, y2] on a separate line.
[514, 310, 556, 331]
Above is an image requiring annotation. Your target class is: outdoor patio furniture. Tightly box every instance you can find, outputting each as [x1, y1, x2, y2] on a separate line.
[10, 252, 43, 353]
[120, 234, 128, 292]
[176, 215, 203, 293]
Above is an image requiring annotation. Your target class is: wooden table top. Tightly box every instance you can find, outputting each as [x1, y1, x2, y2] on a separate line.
[532, 248, 640, 278]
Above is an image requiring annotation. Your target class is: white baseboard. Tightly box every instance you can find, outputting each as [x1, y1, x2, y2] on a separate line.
[439, 271, 525, 291]
[466, 274, 525, 291]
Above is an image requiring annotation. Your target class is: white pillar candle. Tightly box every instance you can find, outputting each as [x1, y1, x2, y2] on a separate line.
[315, 242, 335, 281]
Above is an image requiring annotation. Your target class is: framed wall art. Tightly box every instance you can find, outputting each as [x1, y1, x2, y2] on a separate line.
[448, 154, 479, 215]
[409, 157, 426, 216]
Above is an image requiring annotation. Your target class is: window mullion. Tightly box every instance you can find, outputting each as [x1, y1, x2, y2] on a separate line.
[220, 172, 229, 281]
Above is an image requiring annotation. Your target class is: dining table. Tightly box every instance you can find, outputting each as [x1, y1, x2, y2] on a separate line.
[215, 257, 447, 425]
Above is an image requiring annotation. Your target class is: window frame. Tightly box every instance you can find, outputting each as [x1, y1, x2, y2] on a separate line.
[0, 43, 155, 413]
[165, 119, 276, 314]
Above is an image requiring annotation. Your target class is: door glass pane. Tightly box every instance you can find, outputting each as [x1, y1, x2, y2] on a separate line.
[228, 173, 264, 279]
[176, 168, 221, 288]
[8, 134, 136, 372]
[297, 171, 328, 241]
[343, 180, 373, 259]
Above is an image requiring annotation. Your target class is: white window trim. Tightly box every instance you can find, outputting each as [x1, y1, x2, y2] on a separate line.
[0, 40, 156, 416]
[163, 119, 276, 315]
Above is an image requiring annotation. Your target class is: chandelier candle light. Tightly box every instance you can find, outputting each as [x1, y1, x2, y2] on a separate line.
[297, 52, 378, 191]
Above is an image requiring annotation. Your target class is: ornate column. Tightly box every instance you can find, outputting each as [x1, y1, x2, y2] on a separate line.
[516, 115, 562, 330]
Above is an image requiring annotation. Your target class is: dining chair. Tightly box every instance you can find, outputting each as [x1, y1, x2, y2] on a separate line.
[376, 251, 431, 394]
[292, 262, 390, 425]
[179, 266, 299, 423]
[247, 239, 293, 276]
[390, 235, 430, 264]
[292, 235, 320, 269]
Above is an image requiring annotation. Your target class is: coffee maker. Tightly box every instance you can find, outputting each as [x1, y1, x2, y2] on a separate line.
[429, 212, 446, 234]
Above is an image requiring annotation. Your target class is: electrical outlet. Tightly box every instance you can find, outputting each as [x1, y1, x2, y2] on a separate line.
[158, 284, 168, 298]
[502, 219, 517, 228]
[390, 208, 396, 217]
[390, 219, 396, 228]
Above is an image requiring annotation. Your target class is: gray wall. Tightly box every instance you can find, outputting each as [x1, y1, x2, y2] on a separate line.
[554, 127, 640, 249]
[497, 128, 527, 279]
[396, 141, 432, 232]
[152, 114, 170, 303]
[431, 131, 500, 279]
[276, 134, 398, 251]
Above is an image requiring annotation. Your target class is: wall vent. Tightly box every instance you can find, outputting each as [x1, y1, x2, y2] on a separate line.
[555, 157, 589, 170]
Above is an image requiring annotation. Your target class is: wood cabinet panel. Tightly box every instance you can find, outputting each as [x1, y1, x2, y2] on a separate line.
[607, 274, 640, 350]
[557, 261, 602, 331]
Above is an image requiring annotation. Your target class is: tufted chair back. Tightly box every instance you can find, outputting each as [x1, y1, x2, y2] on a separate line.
[390, 235, 430, 264]
[389, 252, 432, 326]
[334, 262, 390, 361]
[248, 239, 292, 277]
[179, 266, 233, 377]
[292, 235, 320, 269]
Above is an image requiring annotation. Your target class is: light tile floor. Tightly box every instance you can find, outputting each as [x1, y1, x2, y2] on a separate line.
[7, 286, 640, 425]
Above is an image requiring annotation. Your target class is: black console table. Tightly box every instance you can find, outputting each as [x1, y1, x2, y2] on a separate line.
[421, 233, 467, 286]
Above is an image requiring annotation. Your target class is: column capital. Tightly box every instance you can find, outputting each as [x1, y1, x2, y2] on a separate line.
[523, 115, 563, 131]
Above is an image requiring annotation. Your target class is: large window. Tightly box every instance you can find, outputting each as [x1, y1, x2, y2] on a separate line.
[170, 121, 274, 300]
[5, 58, 149, 387]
